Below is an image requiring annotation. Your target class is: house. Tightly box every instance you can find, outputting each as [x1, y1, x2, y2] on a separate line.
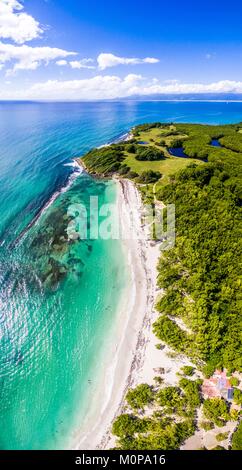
[202, 370, 234, 401]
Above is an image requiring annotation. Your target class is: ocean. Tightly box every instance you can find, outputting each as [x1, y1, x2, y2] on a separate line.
[0, 100, 242, 449]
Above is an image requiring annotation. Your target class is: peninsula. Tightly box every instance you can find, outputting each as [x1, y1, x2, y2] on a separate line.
[78, 122, 242, 451]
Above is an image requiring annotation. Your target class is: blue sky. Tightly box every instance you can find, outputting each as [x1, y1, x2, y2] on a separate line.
[0, 0, 242, 100]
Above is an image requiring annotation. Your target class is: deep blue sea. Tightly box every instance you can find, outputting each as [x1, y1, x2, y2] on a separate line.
[0, 100, 242, 449]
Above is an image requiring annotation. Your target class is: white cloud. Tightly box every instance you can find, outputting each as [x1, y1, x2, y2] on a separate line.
[70, 58, 95, 69]
[1, 76, 242, 101]
[56, 58, 95, 69]
[0, 2, 79, 75]
[163, 79, 179, 84]
[0, 42, 77, 74]
[0, 3, 160, 80]
[137, 79, 242, 95]
[0, 0, 43, 44]
[97, 53, 159, 70]
[56, 60, 68, 66]
[0, 74, 143, 100]
[143, 58, 160, 64]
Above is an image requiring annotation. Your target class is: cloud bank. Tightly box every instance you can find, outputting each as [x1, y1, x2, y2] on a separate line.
[1, 76, 242, 101]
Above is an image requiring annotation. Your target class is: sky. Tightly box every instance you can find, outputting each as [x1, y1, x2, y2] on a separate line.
[0, 0, 242, 100]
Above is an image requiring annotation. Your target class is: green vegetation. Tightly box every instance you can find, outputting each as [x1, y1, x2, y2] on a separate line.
[153, 376, 164, 385]
[112, 376, 202, 449]
[112, 419, 195, 450]
[155, 128, 242, 371]
[135, 146, 164, 161]
[202, 364, 217, 379]
[178, 378, 201, 408]
[137, 170, 161, 183]
[127, 170, 139, 179]
[220, 134, 242, 153]
[126, 143, 136, 153]
[181, 366, 194, 376]
[123, 153, 195, 179]
[230, 409, 239, 421]
[216, 432, 229, 442]
[231, 422, 242, 450]
[203, 398, 229, 426]
[126, 384, 154, 411]
[81, 122, 203, 180]
[112, 414, 149, 438]
[82, 144, 125, 175]
[233, 388, 242, 405]
[200, 421, 214, 431]
[112, 380, 198, 449]
[157, 386, 181, 408]
[174, 123, 235, 161]
[211, 445, 225, 450]
[132, 122, 166, 134]
[230, 377, 239, 387]
[153, 316, 190, 353]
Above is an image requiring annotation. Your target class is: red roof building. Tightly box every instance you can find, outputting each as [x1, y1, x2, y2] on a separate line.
[202, 370, 234, 401]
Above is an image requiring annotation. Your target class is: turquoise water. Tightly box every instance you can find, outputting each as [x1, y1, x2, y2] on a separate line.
[1, 101, 242, 449]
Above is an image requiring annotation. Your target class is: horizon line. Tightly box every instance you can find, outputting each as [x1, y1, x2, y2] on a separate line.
[1, 99, 242, 103]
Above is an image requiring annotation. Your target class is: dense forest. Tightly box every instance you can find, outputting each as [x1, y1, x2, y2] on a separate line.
[155, 127, 242, 373]
[82, 121, 242, 373]
[112, 374, 200, 450]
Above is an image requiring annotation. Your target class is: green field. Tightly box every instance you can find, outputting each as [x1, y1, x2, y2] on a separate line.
[123, 125, 200, 176]
[81, 123, 205, 187]
[81, 121, 242, 202]
[123, 151, 201, 175]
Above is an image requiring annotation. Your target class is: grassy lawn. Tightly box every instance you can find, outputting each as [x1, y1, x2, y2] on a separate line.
[123, 152, 203, 176]
[82, 122, 205, 184]
[127, 125, 201, 177]
[136, 127, 166, 144]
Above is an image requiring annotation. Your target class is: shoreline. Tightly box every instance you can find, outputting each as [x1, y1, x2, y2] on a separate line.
[71, 173, 161, 450]
[73, 154, 192, 449]
[73, 120, 204, 449]
[98, 181, 196, 449]
[98, 178, 161, 449]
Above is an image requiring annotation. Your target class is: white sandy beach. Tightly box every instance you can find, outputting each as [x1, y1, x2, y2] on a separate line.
[71, 177, 159, 449]
[70, 173, 192, 450]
